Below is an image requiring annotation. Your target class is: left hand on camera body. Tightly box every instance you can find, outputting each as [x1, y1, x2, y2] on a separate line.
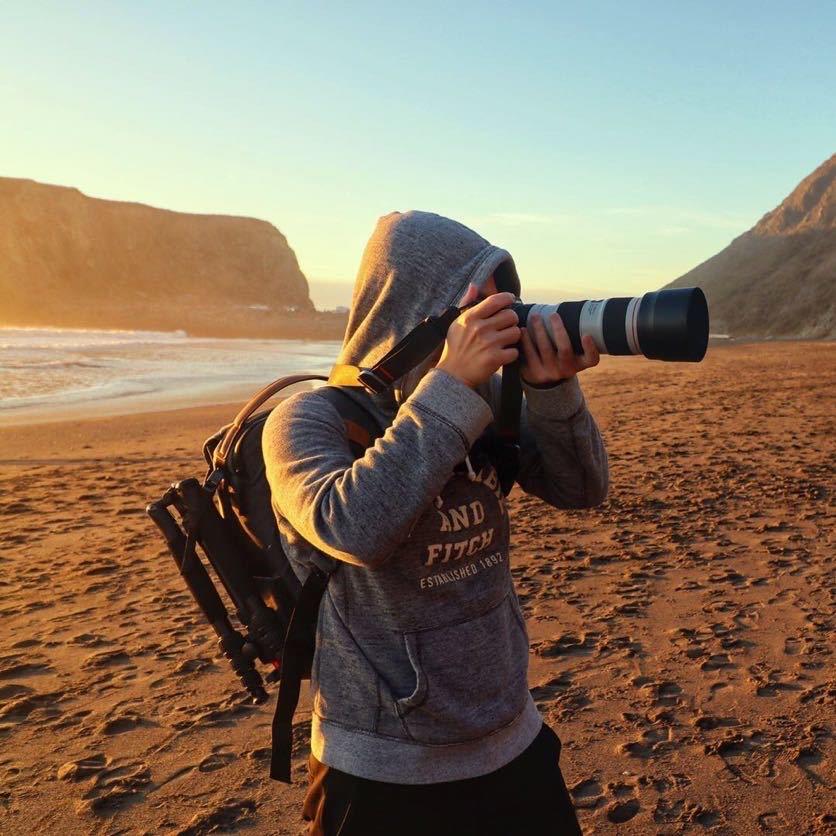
[520, 310, 600, 385]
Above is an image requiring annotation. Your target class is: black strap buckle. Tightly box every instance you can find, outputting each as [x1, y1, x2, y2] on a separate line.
[357, 368, 390, 395]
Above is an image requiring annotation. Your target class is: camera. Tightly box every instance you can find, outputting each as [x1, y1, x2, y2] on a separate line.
[511, 286, 708, 362]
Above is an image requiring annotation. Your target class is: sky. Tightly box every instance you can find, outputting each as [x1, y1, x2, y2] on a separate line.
[2, 1, 834, 309]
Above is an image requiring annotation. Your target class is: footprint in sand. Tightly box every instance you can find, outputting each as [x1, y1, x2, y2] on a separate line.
[80, 650, 134, 670]
[9, 638, 41, 650]
[569, 777, 603, 810]
[532, 632, 599, 658]
[0, 656, 54, 680]
[68, 633, 113, 648]
[702, 727, 779, 784]
[601, 780, 643, 824]
[0, 684, 33, 701]
[619, 726, 673, 759]
[175, 799, 257, 836]
[704, 729, 766, 758]
[168, 697, 257, 731]
[607, 797, 640, 823]
[76, 760, 152, 816]
[701, 652, 734, 671]
[57, 753, 107, 782]
[242, 746, 272, 763]
[173, 657, 215, 675]
[632, 677, 682, 708]
[691, 713, 739, 731]
[783, 636, 803, 655]
[529, 673, 573, 704]
[95, 711, 151, 736]
[799, 681, 836, 706]
[757, 810, 791, 831]
[651, 773, 692, 794]
[0, 689, 62, 724]
[653, 797, 722, 828]
[747, 663, 804, 697]
[197, 751, 236, 773]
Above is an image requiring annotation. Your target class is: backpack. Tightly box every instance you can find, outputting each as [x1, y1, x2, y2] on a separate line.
[146, 375, 383, 782]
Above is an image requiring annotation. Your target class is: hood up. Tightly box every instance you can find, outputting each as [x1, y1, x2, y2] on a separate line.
[337, 211, 520, 411]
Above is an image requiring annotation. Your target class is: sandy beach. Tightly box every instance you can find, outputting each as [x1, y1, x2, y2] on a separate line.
[0, 341, 833, 835]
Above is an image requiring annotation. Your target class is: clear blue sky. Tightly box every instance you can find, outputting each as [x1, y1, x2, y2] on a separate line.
[3, 1, 834, 307]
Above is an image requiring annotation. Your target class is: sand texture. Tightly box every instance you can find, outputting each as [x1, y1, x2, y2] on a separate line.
[0, 342, 833, 834]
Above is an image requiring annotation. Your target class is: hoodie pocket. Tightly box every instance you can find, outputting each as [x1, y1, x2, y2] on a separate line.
[394, 594, 530, 745]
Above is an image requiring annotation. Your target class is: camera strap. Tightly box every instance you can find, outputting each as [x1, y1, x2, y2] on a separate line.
[329, 304, 464, 394]
[494, 360, 522, 494]
[328, 303, 522, 494]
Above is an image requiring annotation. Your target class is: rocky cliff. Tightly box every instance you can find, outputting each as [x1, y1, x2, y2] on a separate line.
[666, 154, 835, 339]
[0, 178, 345, 338]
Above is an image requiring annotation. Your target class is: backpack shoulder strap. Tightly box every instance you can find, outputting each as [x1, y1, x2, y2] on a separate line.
[316, 385, 385, 456]
[211, 374, 328, 476]
[269, 385, 382, 784]
[270, 563, 329, 782]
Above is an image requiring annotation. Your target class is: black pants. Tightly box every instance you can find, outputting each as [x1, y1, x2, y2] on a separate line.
[303, 723, 582, 835]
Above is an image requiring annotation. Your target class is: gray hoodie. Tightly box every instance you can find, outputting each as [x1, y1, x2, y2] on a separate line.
[262, 211, 608, 783]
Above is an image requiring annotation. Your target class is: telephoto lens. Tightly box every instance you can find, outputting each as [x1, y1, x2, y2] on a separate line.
[512, 286, 708, 362]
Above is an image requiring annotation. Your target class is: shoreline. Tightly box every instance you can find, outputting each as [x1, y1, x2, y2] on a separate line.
[0, 382, 266, 429]
[0, 310, 350, 342]
[0, 325, 340, 428]
[4, 339, 833, 429]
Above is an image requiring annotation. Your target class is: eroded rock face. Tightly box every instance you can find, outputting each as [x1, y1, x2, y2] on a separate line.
[667, 154, 835, 340]
[754, 156, 836, 236]
[0, 178, 325, 336]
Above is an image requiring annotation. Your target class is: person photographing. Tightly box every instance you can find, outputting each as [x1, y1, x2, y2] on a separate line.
[263, 210, 608, 834]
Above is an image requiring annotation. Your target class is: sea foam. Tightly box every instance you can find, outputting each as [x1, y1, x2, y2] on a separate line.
[0, 327, 339, 418]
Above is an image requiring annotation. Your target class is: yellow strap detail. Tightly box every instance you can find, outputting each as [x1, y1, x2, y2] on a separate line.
[328, 364, 364, 387]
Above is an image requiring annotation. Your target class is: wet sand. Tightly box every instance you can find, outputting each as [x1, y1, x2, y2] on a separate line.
[0, 341, 833, 834]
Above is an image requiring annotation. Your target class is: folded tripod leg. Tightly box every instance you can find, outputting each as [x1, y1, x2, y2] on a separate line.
[147, 498, 268, 704]
[172, 479, 287, 667]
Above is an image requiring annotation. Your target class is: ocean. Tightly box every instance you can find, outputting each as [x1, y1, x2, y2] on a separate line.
[0, 327, 341, 424]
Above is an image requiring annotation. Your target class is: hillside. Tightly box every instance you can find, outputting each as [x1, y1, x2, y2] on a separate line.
[0, 178, 345, 338]
[666, 154, 835, 339]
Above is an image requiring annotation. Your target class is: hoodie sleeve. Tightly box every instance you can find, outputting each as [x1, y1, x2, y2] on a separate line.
[488, 373, 609, 508]
[262, 368, 494, 569]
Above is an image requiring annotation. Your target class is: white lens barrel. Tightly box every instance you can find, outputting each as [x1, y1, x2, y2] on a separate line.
[526, 303, 560, 346]
[578, 300, 608, 354]
[524, 298, 643, 356]
[625, 296, 642, 355]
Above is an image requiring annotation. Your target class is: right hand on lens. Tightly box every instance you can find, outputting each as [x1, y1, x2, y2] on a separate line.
[436, 284, 520, 389]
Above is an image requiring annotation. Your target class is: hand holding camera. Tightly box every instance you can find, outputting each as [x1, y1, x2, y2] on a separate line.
[436, 284, 520, 388]
[520, 311, 600, 385]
